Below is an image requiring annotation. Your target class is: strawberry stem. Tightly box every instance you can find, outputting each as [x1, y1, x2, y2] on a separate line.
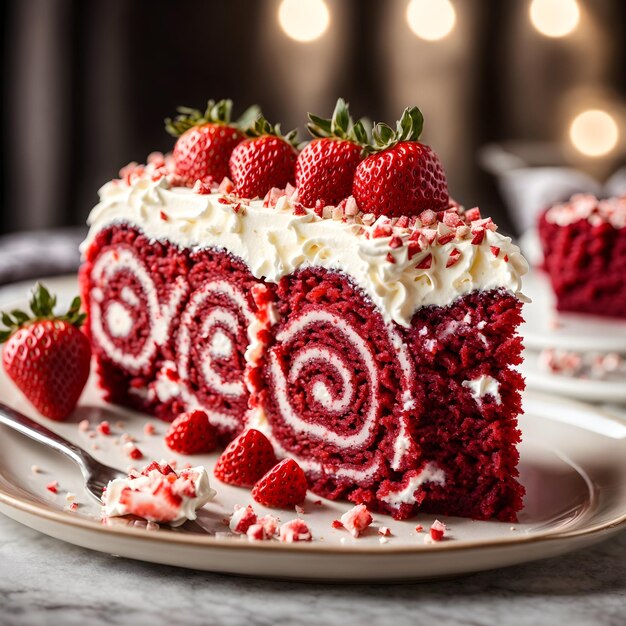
[165, 99, 261, 137]
[245, 115, 299, 147]
[306, 98, 369, 146]
[365, 106, 425, 155]
[0, 283, 86, 344]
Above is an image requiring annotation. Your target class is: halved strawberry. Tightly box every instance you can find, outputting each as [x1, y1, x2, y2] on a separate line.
[164, 410, 218, 455]
[213, 429, 277, 487]
[296, 98, 368, 207]
[0, 284, 91, 421]
[251, 458, 308, 509]
[228, 116, 298, 199]
[352, 106, 449, 217]
[165, 99, 259, 186]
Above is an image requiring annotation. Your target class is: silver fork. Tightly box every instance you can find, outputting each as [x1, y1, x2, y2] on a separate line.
[0, 402, 126, 503]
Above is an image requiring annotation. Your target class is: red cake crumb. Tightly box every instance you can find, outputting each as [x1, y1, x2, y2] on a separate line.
[144, 422, 156, 436]
[78, 419, 90, 432]
[430, 519, 446, 541]
[229, 504, 257, 535]
[279, 518, 312, 542]
[246, 524, 268, 542]
[332, 519, 343, 530]
[340, 504, 373, 538]
[415, 524, 424, 532]
[46, 481, 59, 493]
[379, 526, 391, 537]
[97, 421, 111, 436]
[123, 442, 144, 460]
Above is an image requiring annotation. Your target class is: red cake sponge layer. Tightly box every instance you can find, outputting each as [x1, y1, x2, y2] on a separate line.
[80, 223, 525, 521]
[538, 211, 626, 319]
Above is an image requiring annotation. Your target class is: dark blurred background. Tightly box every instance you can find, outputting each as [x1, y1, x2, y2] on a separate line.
[1, 0, 626, 238]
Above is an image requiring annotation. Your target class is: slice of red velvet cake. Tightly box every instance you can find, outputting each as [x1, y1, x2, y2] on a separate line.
[538, 193, 626, 319]
[80, 100, 528, 521]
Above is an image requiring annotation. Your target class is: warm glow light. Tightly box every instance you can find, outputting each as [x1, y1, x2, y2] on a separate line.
[569, 110, 619, 157]
[406, 0, 456, 42]
[529, 0, 580, 38]
[278, 0, 330, 42]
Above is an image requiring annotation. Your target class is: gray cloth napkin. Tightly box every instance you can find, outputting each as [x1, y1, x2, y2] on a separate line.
[0, 227, 86, 286]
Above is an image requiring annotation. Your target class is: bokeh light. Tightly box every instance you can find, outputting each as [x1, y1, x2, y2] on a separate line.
[529, 0, 580, 38]
[278, 0, 330, 43]
[406, 0, 456, 42]
[569, 109, 619, 157]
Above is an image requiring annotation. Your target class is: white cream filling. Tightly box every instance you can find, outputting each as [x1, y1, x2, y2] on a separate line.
[380, 463, 446, 507]
[462, 375, 502, 405]
[268, 309, 379, 449]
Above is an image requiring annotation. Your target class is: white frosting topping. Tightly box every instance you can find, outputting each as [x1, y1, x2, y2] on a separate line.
[545, 193, 626, 229]
[462, 375, 502, 405]
[82, 169, 528, 327]
[102, 463, 215, 527]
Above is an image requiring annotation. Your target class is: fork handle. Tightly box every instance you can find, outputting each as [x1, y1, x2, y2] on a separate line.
[0, 402, 93, 474]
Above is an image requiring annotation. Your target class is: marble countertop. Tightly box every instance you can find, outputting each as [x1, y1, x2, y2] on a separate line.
[0, 514, 624, 626]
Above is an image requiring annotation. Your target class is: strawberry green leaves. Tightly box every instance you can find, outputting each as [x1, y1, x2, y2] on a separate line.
[307, 98, 368, 146]
[0, 283, 86, 344]
[369, 106, 424, 154]
[165, 99, 261, 137]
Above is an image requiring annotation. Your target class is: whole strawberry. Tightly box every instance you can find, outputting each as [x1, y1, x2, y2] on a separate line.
[165, 99, 259, 186]
[352, 106, 448, 217]
[251, 458, 308, 509]
[165, 410, 218, 454]
[296, 98, 368, 207]
[0, 284, 91, 420]
[213, 429, 277, 487]
[229, 116, 298, 199]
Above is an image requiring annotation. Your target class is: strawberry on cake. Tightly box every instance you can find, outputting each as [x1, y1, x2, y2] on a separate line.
[538, 193, 626, 319]
[80, 98, 528, 522]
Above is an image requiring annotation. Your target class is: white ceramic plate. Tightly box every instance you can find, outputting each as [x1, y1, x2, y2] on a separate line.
[520, 269, 626, 353]
[520, 349, 626, 405]
[0, 277, 626, 581]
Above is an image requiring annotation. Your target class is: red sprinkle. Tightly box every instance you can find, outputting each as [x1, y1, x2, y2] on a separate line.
[415, 254, 433, 270]
[389, 235, 403, 249]
[446, 248, 461, 268]
[471, 229, 485, 245]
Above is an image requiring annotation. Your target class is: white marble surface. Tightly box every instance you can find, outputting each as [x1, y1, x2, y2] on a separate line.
[0, 514, 624, 626]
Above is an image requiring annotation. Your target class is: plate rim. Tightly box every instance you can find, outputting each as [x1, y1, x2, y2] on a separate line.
[1, 391, 625, 557]
[0, 278, 625, 559]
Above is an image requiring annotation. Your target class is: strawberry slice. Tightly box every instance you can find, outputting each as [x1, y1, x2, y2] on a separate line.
[213, 429, 277, 487]
[251, 458, 308, 509]
[164, 410, 218, 455]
